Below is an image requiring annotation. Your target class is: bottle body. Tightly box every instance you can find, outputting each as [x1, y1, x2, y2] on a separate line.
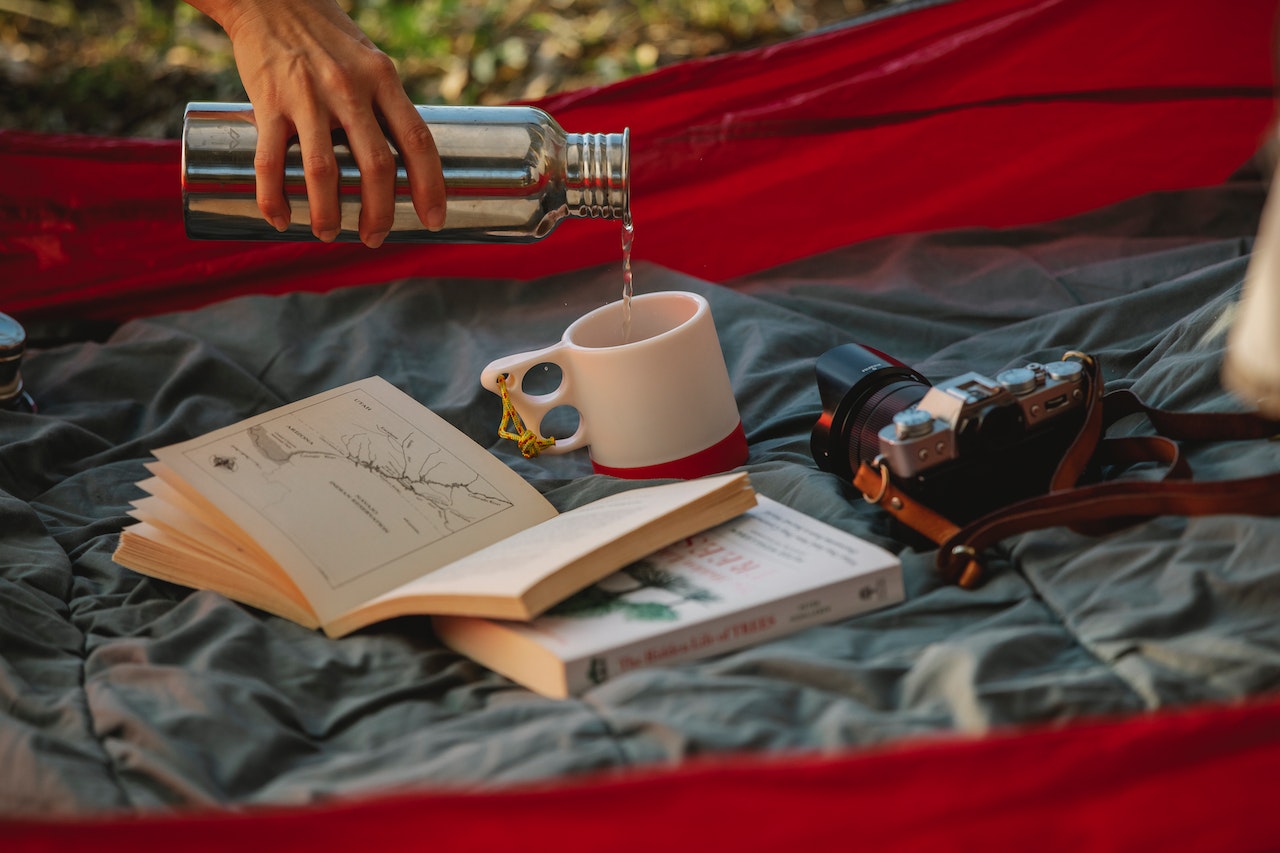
[182, 102, 629, 243]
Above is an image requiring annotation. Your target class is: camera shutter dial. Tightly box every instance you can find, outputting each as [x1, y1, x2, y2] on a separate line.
[996, 367, 1038, 395]
[892, 407, 935, 439]
[1044, 360, 1084, 382]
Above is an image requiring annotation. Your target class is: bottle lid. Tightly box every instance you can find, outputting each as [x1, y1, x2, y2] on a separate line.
[565, 129, 630, 221]
[0, 312, 24, 353]
[0, 312, 27, 398]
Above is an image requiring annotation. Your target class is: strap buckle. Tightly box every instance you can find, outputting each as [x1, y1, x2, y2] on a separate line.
[862, 456, 891, 505]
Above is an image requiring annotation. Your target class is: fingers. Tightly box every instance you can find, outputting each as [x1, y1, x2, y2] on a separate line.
[253, 113, 292, 233]
[294, 104, 343, 243]
[283, 100, 425, 247]
[223, 2, 445, 246]
[273, 84, 444, 247]
[323, 81, 447, 246]
[378, 90, 447, 233]
[343, 112, 398, 248]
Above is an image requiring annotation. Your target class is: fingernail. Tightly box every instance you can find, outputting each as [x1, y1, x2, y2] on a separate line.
[269, 215, 289, 232]
[365, 230, 388, 249]
[317, 228, 340, 243]
[427, 206, 446, 232]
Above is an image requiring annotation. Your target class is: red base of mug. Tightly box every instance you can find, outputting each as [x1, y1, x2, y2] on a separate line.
[590, 422, 748, 480]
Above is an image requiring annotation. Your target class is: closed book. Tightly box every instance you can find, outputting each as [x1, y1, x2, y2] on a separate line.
[434, 496, 904, 697]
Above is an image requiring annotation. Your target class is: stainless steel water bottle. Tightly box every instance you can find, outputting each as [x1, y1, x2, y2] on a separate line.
[182, 102, 629, 243]
[0, 312, 36, 414]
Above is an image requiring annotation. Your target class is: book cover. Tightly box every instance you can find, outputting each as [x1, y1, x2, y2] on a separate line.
[433, 496, 904, 697]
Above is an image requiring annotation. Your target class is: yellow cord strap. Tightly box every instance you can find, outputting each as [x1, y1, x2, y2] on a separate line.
[496, 374, 556, 458]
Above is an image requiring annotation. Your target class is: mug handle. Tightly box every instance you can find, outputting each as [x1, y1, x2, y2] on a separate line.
[480, 344, 587, 455]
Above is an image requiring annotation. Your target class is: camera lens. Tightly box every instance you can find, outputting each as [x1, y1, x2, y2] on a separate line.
[811, 344, 931, 481]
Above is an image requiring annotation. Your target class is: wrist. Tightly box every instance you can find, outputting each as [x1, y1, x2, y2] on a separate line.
[184, 0, 233, 27]
[185, 0, 272, 40]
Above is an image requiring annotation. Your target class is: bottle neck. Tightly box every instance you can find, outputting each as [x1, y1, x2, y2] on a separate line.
[0, 359, 21, 400]
[564, 129, 629, 221]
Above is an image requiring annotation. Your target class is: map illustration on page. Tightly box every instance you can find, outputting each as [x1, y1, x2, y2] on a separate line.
[175, 385, 518, 590]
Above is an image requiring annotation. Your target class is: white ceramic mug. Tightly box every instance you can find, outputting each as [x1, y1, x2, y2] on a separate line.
[480, 291, 748, 479]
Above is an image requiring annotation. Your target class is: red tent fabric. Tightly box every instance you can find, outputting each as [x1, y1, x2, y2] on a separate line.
[6, 692, 1280, 852]
[2, 0, 1276, 322]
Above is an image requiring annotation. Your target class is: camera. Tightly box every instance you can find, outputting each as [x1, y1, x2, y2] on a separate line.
[811, 344, 1087, 523]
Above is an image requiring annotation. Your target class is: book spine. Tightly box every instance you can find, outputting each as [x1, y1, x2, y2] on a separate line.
[562, 565, 903, 695]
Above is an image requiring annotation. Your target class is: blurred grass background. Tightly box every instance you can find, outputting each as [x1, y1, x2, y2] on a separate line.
[0, 0, 894, 138]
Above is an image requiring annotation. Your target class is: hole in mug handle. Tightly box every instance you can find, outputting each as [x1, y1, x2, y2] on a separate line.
[520, 362, 564, 396]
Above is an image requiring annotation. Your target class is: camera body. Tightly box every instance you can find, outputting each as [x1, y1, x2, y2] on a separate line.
[811, 344, 1087, 523]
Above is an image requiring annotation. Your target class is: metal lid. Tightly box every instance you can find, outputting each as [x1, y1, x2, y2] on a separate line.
[0, 312, 25, 358]
[0, 313, 26, 398]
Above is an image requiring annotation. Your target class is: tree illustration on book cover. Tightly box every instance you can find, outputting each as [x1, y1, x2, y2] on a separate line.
[559, 560, 722, 689]
[548, 559, 720, 622]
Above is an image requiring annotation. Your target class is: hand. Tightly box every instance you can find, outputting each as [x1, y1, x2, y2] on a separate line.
[186, 0, 446, 247]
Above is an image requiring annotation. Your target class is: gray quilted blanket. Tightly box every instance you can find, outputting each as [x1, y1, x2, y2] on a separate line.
[4, 177, 1277, 813]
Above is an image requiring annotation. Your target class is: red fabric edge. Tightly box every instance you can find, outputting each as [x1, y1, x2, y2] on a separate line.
[6, 692, 1280, 852]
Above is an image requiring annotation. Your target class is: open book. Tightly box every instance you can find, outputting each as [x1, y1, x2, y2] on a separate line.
[112, 376, 757, 637]
[434, 496, 904, 697]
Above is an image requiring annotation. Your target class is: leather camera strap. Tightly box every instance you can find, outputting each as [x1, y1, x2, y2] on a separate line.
[852, 353, 1280, 588]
